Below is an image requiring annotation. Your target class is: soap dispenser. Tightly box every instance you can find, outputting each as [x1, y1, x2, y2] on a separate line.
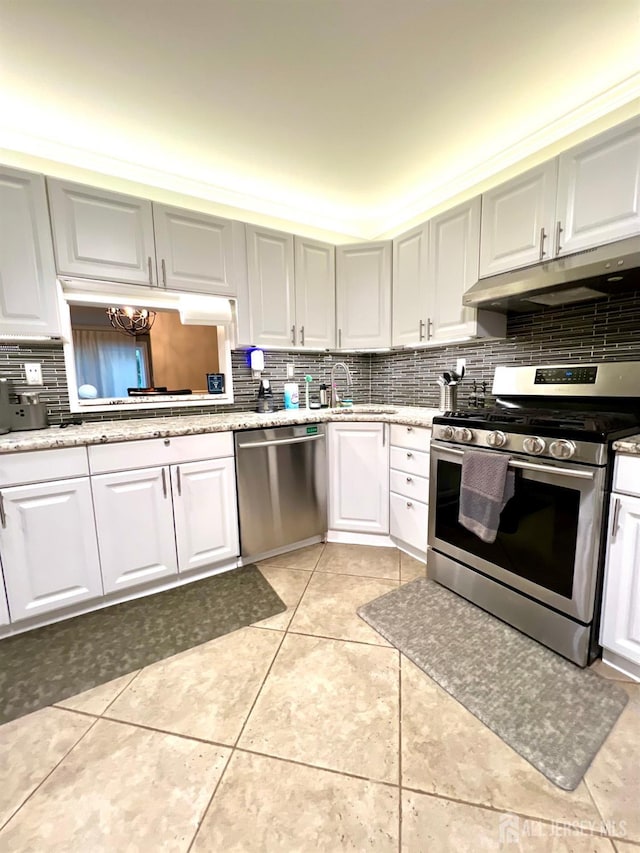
[256, 379, 274, 413]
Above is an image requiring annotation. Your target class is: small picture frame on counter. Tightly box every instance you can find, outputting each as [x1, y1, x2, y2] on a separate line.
[207, 373, 225, 394]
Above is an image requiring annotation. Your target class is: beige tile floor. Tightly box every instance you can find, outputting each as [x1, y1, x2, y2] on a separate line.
[0, 543, 638, 852]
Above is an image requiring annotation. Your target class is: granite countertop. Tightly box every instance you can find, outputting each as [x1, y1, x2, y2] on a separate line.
[0, 405, 441, 453]
[612, 434, 640, 455]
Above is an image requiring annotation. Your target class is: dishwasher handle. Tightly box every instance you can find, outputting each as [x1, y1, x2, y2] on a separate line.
[237, 434, 325, 450]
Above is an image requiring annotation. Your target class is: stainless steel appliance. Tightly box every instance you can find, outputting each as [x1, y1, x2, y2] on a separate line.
[235, 423, 327, 558]
[428, 362, 640, 666]
[0, 379, 11, 434]
[11, 392, 49, 431]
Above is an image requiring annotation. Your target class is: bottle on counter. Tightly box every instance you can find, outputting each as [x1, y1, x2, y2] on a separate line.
[319, 384, 328, 408]
[284, 382, 299, 409]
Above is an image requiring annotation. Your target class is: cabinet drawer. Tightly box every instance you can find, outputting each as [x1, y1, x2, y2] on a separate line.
[390, 424, 431, 451]
[0, 447, 89, 487]
[390, 492, 428, 553]
[390, 469, 429, 503]
[613, 454, 640, 498]
[89, 431, 234, 474]
[389, 446, 430, 478]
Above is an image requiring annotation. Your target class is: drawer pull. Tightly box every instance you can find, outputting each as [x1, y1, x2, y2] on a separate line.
[407, 426, 413, 432]
[406, 476, 413, 483]
[406, 501, 413, 508]
[164, 439, 171, 447]
[406, 452, 413, 458]
[0, 492, 6, 528]
[161, 468, 168, 498]
[176, 466, 182, 497]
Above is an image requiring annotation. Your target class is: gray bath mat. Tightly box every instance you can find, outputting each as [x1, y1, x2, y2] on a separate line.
[358, 578, 628, 790]
[0, 564, 285, 726]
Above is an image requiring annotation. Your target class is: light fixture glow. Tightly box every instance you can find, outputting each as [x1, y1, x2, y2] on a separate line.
[106, 306, 156, 336]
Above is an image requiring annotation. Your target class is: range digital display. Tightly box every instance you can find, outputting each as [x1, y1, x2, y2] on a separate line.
[534, 366, 598, 385]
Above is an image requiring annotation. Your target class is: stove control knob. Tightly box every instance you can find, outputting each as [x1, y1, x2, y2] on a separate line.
[440, 426, 454, 440]
[523, 436, 546, 455]
[550, 439, 576, 460]
[454, 427, 474, 443]
[486, 430, 507, 448]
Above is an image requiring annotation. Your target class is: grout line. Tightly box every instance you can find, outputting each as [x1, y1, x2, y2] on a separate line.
[0, 713, 101, 834]
[98, 714, 233, 751]
[286, 628, 395, 649]
[101, 669, 143, 716]
[313, 568, 401, 583]
[185, 748, 234, 853]
[398, 648, 403, 853]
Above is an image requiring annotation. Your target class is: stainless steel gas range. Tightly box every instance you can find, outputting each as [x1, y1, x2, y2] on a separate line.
[428, 362, 640, 667]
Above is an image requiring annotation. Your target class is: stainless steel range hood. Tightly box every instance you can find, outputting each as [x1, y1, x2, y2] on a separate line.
[463, 235, 640, 313]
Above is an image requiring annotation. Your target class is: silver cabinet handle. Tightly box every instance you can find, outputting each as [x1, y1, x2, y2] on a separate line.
[176, 466, 182, 497]
[539, 227, 547, 261]
[406, 476, 413, 483]
[161, 258, 167, 286]
[611, 497, 621, 540]
[164, 438, 170, 446]
[427, 318, 433, 340]
[291, 325, 296, 345]
[419, 320, 426, 341]
[300, 325, 305, 346]
[382, 425, 386, 447]
[338, 328, 342, 348]
[0, 493, 6, 528]
[407, 426, 413, 432]
[554, 220, 563, 256]
[147, 256, 153, 285]
[161, 468, 168, 498]
[406, 452, 413, 458]
[406, 501, 413, 508]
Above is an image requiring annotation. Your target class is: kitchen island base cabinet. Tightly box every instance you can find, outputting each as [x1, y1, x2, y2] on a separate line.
[600, 492, 640, 681]
[91, 467, 179, 594]
[0, 478, 102, 621]
[171, 458, 239, 572]
[328, 422, 389, 535]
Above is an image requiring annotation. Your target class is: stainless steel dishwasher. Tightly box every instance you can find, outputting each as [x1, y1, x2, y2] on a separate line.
[234, 423, 327, 558]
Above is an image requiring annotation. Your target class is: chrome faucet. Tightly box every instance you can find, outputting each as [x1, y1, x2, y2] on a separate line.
[330, 361, 353, 407]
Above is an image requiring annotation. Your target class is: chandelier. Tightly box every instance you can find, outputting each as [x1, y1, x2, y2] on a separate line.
[106, 306, 156, 336]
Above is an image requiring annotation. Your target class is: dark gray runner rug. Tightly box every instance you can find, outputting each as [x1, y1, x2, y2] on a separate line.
[0, 564, 285, 726]
[358, 578, 628, 790]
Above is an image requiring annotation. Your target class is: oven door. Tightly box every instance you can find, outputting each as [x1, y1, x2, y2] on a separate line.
[428, 443, 607, 622]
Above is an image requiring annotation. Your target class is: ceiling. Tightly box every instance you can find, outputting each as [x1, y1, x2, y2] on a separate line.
[1, 0, 639, 240]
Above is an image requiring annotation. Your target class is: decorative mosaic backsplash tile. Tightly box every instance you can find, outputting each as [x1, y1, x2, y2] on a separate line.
[2, 288, 639, 424]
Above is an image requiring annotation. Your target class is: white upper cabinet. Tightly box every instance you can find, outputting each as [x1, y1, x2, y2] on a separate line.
[428, 198, 483, 343]
[0, 166, 60, 337]
[0, 477, 102, 621]
[479, 160, 558, 277]
[171, 457, 239, 572]
[336, 241, 391, 349]
[294, 236, 335, 349]
[392, 223, 429, 347]
[556, 116, 640, 256]
[152, 203, 242, 295]
[245, 225, 296, 347]
[47, 178, 157, 285]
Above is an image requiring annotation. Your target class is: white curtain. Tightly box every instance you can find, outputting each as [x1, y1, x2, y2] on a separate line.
[74, 330, 139, 397]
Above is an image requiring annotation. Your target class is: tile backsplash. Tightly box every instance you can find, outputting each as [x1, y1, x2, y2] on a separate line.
[2, 288, 640, 424]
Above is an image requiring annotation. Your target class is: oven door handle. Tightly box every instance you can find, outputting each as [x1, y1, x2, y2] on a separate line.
[435, 446, 595, 480]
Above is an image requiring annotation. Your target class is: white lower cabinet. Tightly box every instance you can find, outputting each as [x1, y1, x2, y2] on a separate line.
[0, 478, 103, 621]
[600, 491, 640, 677]
[171, 458, 239, 572]
[91, 467, 178, 594]
[328, 422, 389, 534]
[389, 424, 430, 558]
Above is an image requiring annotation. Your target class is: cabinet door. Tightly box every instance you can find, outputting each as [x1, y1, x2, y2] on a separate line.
[0, 478, 102, 621]
[245, 225, 296, 346]
[294, 237, 336, 349]
[171, 457, 239, 572]
[328, 422, 389, 533]
[427, 198, 481, 344]
[479, 160, 558, 276]
[153, 203, 239, 295]
[336, 242, 391, 349]
[392, 224, 429, 346]
[0, 167, 60, 336]
[47, 178, 157, 285]
[556, 117, 640, 256]
[91, 466, 178, 593]
[601, 494, 640, 666]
